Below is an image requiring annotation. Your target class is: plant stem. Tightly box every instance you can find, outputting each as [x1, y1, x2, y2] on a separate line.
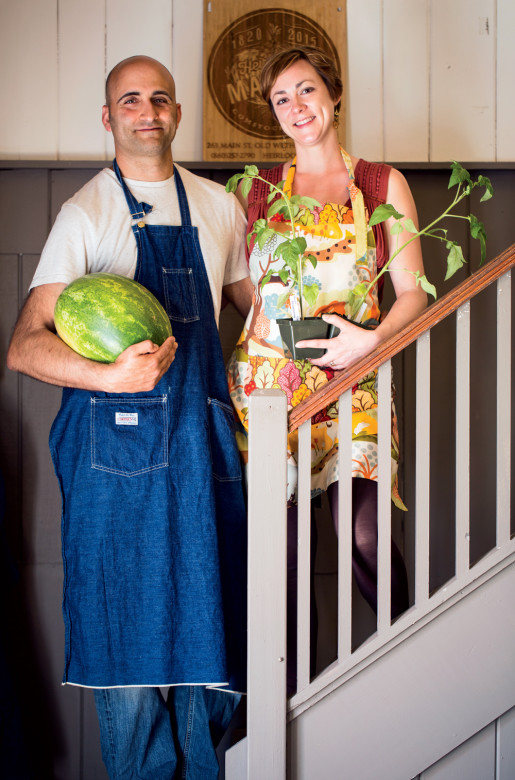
[351, 184, 467, 317]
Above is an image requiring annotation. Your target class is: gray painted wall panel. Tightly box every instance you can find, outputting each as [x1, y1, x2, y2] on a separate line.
[0, 170, 49, 254]
[1, 164, 514, 777]
[421, 723, 496, 779]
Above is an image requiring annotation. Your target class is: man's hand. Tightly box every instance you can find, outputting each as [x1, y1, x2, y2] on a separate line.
[105, 336, 177, 393]
[7, 283, 177, 393]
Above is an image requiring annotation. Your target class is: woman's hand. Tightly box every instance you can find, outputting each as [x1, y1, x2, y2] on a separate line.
[295, 313, 380, 370]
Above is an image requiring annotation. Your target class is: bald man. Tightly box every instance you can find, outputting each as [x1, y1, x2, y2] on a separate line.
[8, 55, 251, 779]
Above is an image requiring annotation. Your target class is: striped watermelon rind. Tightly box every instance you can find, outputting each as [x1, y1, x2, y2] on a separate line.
[54, 272, 173, 363]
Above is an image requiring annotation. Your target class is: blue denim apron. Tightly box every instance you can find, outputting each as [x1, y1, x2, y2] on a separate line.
[49, 161, 247, 691]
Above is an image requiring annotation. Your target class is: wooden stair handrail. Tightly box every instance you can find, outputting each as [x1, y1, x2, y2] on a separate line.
[288, 243, 515, 433]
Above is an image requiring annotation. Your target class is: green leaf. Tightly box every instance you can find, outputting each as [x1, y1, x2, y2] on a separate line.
[369, 203, 404, 226]
[390, 221, 404, 236]
[353, 282, 368, 299]
[469, 215, 487, 264]
[298, 196, 322, 210]
[260, 269, 274, 287]
[251, 218, 267, 233]
[403, 218, 419, 234]
[445, 241, 466, 280]
[241, 177, 253, 199]
[225, 173, 243, 193]
[267, 199, 288, 218]
[244, 165, 259, 176]
[267, 190, 279, 203]
[449, 161, 472, 189]
[290, 237, 307, 254]
[278, 269, 290, 284]
[280, 242, 302, 267]
[414, 272, 437, 299]
[303, 284, 319, 308]
[469, 214, 484, 239]
[477, 175, 494, 202]
[308, 254, 317, 269]
[256, 227, 276, 250]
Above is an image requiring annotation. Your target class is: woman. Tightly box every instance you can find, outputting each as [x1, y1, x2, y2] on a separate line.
[226, 46, 427, 690]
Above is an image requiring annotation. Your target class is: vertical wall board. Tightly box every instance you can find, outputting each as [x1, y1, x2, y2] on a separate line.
[469, 283, 497, 564]
[105, 0, 173, 77]
[105, 0, 173, 160]
[25, 563, 81, 780]
[21, 256, 63, 565]
[82, 689, 110, 779]
[173, 0, 204, 162]
[430, 0, 496, 162]
[0, 254, 22, 559]
[58, 0, 107, 159]
[0, 0, 58, 158]
[346, 0, 384, 161]
[21, 374, 63, 564]
[384, 0, 429, 162]
[497, 0, 515, 161]
[0, 170, 50, 255]
[498, 707, 515, 780]
[219, 304, 245, 365]
[421, 722, 496, 779]
[465, 171, 511, 568]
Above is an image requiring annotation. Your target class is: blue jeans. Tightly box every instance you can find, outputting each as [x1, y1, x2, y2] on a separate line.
[94, 686, 241, 780]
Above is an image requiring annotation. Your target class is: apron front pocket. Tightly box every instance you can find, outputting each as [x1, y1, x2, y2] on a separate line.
[163, 267, 200, 323]
[207, 398, 242, 482]
[91, 396, 168, 477]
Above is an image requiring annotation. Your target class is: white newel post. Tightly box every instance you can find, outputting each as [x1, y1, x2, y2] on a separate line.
[226, 389, 288, 780]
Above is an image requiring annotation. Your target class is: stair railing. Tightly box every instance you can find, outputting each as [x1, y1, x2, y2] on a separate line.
[226, 243, 515, 780]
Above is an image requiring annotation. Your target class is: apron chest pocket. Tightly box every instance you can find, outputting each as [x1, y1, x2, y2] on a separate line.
[207, 398, 242, 482]
[91, 396, 168, 477]
[163, 267, 200, 323]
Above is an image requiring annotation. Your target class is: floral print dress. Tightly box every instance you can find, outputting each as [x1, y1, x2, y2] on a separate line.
[226, 149, 404, 507]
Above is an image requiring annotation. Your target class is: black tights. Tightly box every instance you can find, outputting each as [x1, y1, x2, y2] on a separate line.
[327, 478, 409, 619]
[287, 478, 409, 694]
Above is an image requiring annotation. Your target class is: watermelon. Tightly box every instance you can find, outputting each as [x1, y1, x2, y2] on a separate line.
[54, 272, 173, 363]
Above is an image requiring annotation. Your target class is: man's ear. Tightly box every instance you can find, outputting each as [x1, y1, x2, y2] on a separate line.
[176, 103, 182, 129]
[101, 105, 112, 132]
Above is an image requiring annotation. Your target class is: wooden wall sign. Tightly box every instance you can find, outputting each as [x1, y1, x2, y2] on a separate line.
[203, 1, 347, 163]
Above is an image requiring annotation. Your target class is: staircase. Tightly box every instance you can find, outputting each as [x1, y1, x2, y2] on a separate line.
[226, 244, 515, 780]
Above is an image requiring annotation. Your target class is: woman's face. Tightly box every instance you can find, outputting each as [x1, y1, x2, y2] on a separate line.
[270, 59, 339, 147]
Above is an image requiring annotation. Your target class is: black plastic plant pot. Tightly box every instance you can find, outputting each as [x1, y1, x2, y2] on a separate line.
[277, 317, 335, 360]
[277, 315, 379, 360]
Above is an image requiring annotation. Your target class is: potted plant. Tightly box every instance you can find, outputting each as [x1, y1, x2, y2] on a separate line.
[226, 161, 493, 359]
[227, 165, 328, 359]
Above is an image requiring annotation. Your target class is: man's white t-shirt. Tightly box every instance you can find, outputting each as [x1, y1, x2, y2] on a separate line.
[31, 164, 248, 325]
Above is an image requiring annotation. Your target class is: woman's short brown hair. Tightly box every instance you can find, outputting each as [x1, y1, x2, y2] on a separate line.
[260, 46, 343, 119]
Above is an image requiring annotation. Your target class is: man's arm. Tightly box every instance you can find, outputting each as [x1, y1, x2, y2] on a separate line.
[7, 283, 177, 393]
[222, 277, 253, 319]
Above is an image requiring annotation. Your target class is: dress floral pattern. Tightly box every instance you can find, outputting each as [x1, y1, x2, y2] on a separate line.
[226, 150, 404, 508]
